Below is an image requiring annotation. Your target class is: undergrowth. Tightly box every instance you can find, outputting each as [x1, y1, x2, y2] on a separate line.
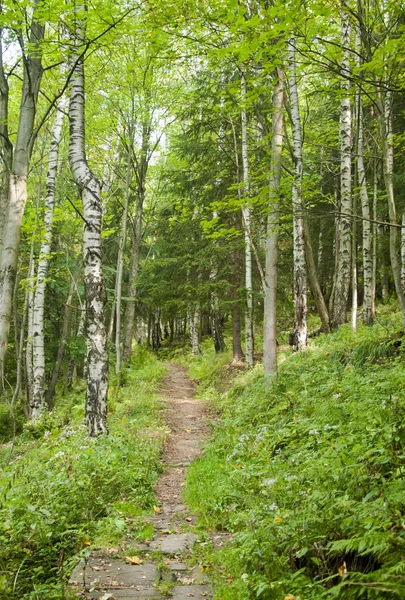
[0, 347, 167, 599]
[185, 306, 405, 599]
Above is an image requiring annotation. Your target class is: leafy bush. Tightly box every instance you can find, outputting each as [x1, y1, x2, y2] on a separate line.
[185, 309, 405, 599]
[0, 349, 166, 599]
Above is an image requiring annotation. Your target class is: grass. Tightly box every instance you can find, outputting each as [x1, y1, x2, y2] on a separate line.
[184, 305, 405, 599]
[0, 346, 167, 600]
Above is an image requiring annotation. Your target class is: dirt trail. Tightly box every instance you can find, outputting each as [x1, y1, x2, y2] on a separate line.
[154, 363, 210, 519]
[70, 362, 213, 600]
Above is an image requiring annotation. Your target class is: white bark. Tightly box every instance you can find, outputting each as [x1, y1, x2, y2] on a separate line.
[189, 307, 200, 356]
[26, 255, 35, 412]
[241, 71, 254, 367]
[372, 160, 378, 314]
[356, 88, 373, 324]
[263, 69, 284, 380]
[68, 5, 108, 436]
[332, 10, 352, 328]
[0, 5, 44, 370]
[288, 37, 307, 351]
[31, 97, 67, 417]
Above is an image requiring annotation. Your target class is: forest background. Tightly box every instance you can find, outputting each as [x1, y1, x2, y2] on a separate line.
[1, 0, 405, 598]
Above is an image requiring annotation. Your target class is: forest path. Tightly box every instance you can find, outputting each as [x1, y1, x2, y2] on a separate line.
[70, 362, 213, 599]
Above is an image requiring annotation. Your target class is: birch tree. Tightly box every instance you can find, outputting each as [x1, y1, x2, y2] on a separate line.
[331, 10, 352, 328]
[68, 3, 108, 436]
[240, 70, 254, 367]
[31, 97, 67, 418]
[0, 3, 44, 376]
[288, 37, 307, 351]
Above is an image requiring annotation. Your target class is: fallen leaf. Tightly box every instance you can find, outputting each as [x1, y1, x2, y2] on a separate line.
[83, 538, 91, 546]
[274, 516, 283, 523]
[153, 505, 161, 514]
[178, 577, 195, 585]
[125, 555, 143, 565]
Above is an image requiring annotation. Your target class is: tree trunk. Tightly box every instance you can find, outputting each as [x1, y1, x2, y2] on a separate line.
[303, 218, 330, 332]
[189, 307, 200, 356]
[288, 37, 308, 351]
[241, 71, 254, 367]
[45, 281, 75, 408]
[402, 213, 405, 290]
[263, 68, 284, 380]
[357, 93, 373, 323]
[26, 256, 35, 412]
[376, 87, 405, 329]
[332, 10, 352, 328]
[232, 248, 244, 364]
[372, 160, 378, 312]
[115, 127, 134, 374]
[0, 5, 44, 371]
[68, 4, 108, 436]
[31, 97, 67, 418]
[0, 33, 12, 264]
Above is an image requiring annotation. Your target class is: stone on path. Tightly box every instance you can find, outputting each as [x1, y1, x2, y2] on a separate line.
[150, 533, 198, 555]
[172, 585, 211, 599]
[69, 557, 158, 588]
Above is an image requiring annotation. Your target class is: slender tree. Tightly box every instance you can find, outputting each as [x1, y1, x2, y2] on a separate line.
[68, 3, 108, 436]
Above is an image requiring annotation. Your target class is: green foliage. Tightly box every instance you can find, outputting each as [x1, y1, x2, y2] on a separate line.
[0, 349, 166, 599]
[185, 307, 405, 599]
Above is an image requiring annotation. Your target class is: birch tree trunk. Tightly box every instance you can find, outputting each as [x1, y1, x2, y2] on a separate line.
[376, 87, 405, 328]
[31, 97, 67, 418]
[332, 11, 352, 328]
[263, 68, 284, 380]
[372, 160, 378, 313]
[189, 307, 200, 356]
[68, 4, 108, 436]
[26, 256, 35, 411]
[0, 6, 44, 372]
[288, 37, 307, 351]
[241, 70, 254, 367]
[357, 93, 373, 323]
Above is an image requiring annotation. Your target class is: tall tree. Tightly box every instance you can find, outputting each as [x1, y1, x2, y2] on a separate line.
[68, 3, 108, 436]
[0, 2, 44, 377]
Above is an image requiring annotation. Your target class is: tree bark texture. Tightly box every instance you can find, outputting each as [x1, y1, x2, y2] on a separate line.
[288, 37, 308, 351]
[263, 68, 284, 379]
[0, 6, 44, 371]
[68, 5, 108, 436]
[241, 71, 254, 367]
[31, 97, 67, 418]
[332, 11, 352, 328]
[357, 93, 373, 323]
[303, 218, 330, 332]
[376, 87, 405, 329]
